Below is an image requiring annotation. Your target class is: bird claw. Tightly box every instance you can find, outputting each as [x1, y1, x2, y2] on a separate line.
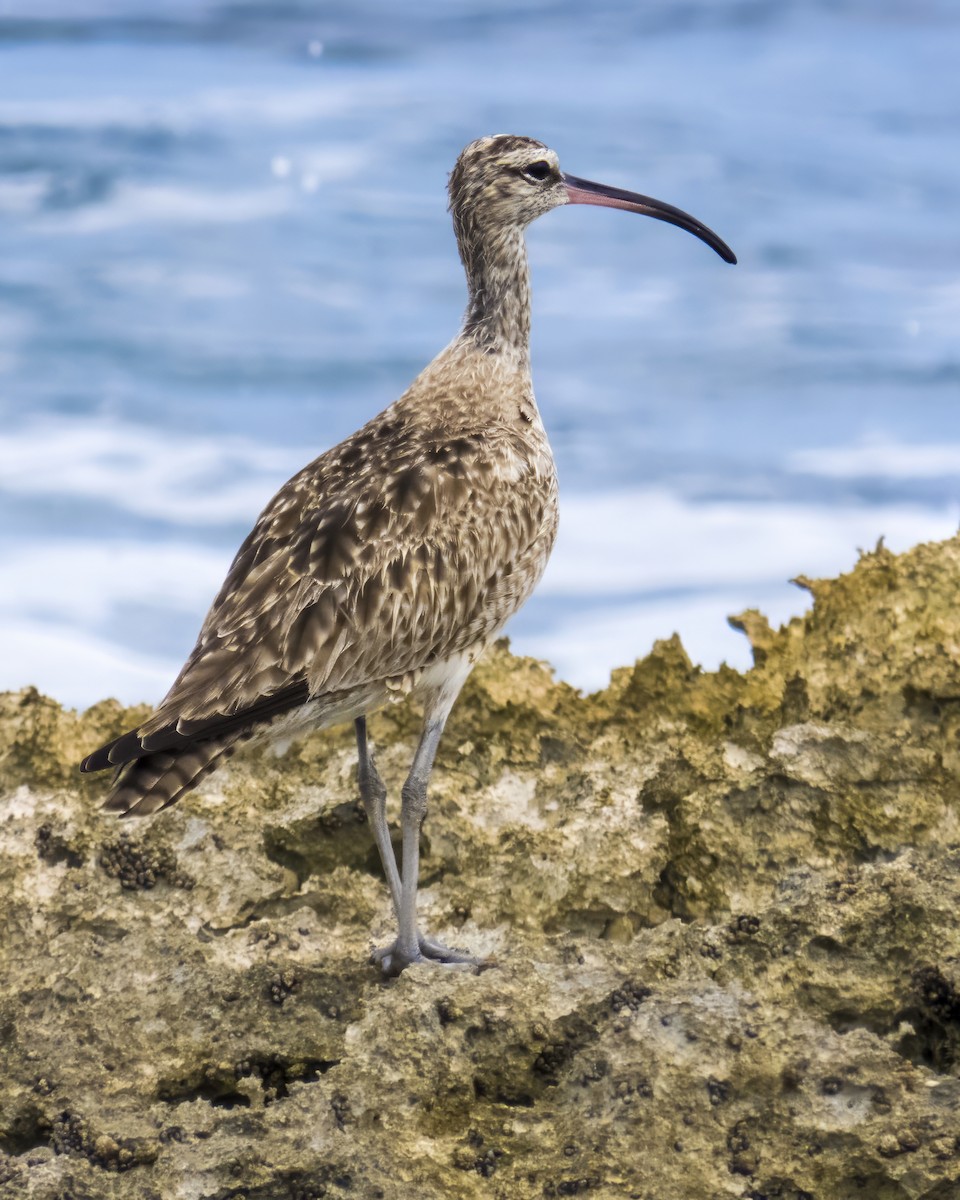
[372, 932, 478, 976]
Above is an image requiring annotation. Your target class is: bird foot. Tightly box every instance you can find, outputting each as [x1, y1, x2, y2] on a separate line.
[372, 932, 478, 977]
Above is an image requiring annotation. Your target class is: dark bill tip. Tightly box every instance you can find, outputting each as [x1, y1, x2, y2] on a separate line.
[562, 172, 737, 265]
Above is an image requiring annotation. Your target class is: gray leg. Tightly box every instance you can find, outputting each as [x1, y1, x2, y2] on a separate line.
[355, 717, 401, 916]
[395, 717, 444, 963]
[372, 699, 477, 976]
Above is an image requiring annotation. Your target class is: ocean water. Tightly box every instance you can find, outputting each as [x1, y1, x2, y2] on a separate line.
[1, 0, 959, 708]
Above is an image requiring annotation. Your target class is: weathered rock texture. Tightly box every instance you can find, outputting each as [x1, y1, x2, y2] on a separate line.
[2, 535, 960, 1199]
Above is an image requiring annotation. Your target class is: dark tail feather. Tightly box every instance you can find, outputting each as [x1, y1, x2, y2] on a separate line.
[102, 732, 249, 817]
[80, 682, 311, 776]
[81, 727, 152, 774]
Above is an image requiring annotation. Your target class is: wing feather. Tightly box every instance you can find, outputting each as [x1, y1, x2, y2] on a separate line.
[134, 411, 557, 741]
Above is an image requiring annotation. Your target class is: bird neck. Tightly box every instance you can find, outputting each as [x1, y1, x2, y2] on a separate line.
[456, 222, 532, 364]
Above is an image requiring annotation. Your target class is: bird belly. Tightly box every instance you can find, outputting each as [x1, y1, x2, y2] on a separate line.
[409, 644, 487, 707]
[252, 683, 389, 755]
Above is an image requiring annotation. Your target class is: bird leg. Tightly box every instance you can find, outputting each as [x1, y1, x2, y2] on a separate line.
[355, 716, 401, 914]
[371, 708, 475, 976]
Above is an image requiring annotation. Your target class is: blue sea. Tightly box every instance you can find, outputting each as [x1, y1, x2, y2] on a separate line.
[2, 0, 959, 708]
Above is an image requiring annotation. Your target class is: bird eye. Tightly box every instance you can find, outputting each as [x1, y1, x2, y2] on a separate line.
[522, 160, 552, 182]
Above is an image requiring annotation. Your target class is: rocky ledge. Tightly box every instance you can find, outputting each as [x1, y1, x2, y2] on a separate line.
[2, 536, 960, 1200]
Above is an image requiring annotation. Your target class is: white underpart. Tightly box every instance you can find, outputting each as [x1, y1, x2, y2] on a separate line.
[261, 689, 379, 756]
[256, 648, 486, 759]
[413, 644, 488, 715]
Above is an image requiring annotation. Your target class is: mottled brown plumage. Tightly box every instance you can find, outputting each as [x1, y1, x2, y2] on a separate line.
[81, 134, 734, 973]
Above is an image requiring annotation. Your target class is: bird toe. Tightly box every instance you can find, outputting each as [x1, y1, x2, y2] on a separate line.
[371, 932, 480, 976]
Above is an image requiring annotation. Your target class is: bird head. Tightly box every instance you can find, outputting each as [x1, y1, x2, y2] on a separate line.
[449, 134, 736, 264]
[448, 135, 567, 232]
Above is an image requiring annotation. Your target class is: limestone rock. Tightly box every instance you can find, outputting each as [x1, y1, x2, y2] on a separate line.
[2, 535, 960, 1198]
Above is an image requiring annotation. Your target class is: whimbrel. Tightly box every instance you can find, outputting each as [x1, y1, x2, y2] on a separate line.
[81, 135, 735, 974]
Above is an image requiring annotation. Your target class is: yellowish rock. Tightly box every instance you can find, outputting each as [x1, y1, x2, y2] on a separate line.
[2, 535, 960, 1197]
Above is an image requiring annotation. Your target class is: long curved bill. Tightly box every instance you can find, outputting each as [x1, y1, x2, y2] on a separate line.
[563, 173, 737, 264]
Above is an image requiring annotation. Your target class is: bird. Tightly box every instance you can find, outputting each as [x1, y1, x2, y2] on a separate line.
[81, 134, 735, 975]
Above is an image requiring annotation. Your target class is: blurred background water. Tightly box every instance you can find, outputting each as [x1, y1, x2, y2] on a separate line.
[1, 0, 959, 708]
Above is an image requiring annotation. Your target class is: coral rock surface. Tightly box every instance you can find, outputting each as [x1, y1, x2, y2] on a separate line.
[2, 536, 960, 1198]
